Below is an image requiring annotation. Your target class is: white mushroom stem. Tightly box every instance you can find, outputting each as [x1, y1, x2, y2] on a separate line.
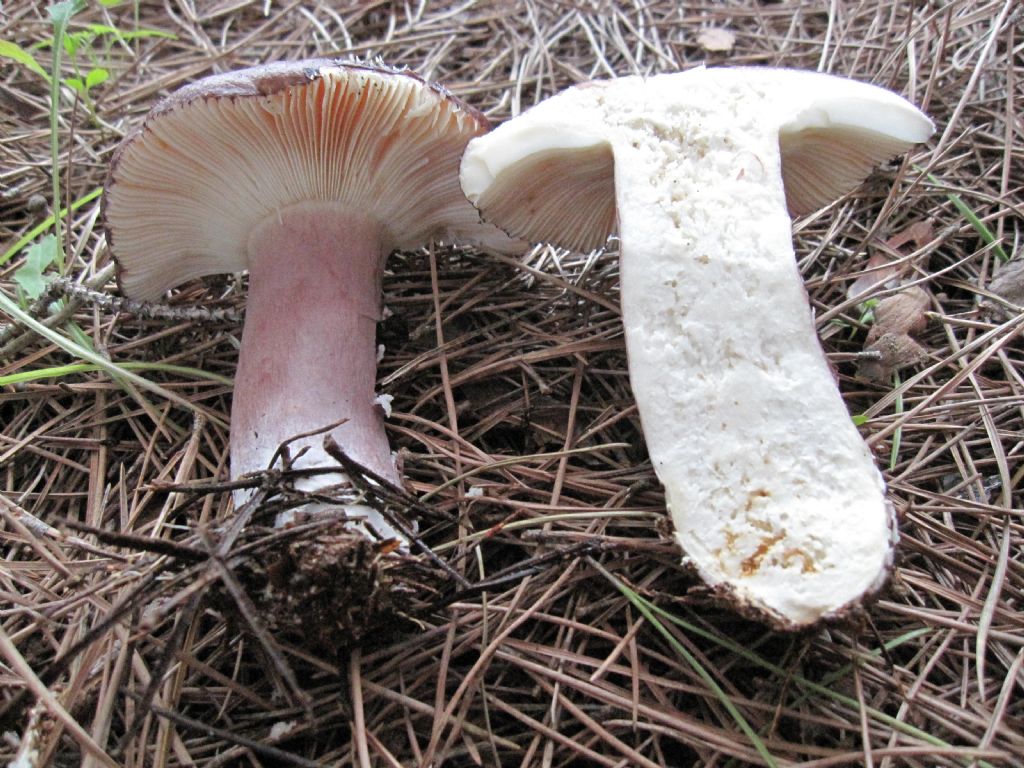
[612, 127, 890, 626]
[461, 67, 934, 626]
[232, 201, 401, 537]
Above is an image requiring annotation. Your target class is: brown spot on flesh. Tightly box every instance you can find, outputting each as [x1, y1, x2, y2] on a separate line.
[782, 548, 818, 573]
[740, 533, 785, 576]
[744, 488, 771, 513]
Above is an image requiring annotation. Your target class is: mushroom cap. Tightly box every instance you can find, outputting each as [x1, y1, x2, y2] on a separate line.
[106, 60, 516, 300]
[460, 66, 935, 250]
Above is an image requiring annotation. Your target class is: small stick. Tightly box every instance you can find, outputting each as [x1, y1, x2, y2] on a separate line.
[349, 648, 373, 768]
[62, 519, 208, 563]
[323, 437, 471, 589]
[198, 528, 312, 712]
[122, 690, 320, 768]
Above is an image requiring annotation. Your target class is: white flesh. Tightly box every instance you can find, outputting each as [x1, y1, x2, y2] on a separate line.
[462, 68, 933, 626]
[610, 77, 888, 626]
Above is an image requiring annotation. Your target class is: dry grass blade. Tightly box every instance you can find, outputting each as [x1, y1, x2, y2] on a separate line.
[1, 1, 1021, 766]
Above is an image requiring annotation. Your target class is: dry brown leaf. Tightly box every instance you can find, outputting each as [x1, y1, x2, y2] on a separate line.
[857, 332, 929, 383]
[865, 285, 931, 345]
[848, 221, 934, 299]
[984, 256, 1024, 315]
[883, 220, 934, 253]
[848, 252, 903, 300]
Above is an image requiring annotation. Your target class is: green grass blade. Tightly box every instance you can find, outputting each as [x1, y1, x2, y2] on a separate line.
[944, 192, 1008, 262]
[0, 187, 103, 269]
[0, 361, 232, 387]
[591, 559, 779, 767]
[627, 593, 994, 767]
[925, 173, 1009, 262]
[0, 289, 226, 426]
[788, 627, 931, 706]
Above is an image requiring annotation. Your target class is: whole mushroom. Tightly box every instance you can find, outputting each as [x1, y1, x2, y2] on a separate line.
[105, 60, 518, 541]
[460, 67, 934, 627]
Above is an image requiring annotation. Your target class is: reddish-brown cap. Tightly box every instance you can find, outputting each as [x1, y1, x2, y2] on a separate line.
[105, 60, 514, 300]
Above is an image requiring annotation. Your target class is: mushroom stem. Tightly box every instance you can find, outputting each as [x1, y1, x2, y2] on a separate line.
[232, 202, 400, 528]
[613, 137, 891, 625]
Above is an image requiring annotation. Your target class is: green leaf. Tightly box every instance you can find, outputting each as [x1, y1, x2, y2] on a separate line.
[85, 66, 108, 89]
[86, 23, 177, 43]
[14, 235, 59, 300]
[0, 186, 102, 269]
[0, 40, 51, 81]
[61, 31, 80, 56]
[64, 76, 85, 95]
[851, 413, 869, 426]
[858, 297, 879, 325]
[47, 0, 85, 25]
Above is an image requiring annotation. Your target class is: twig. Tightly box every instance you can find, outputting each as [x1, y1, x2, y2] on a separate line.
[0, 625, 119, 768]
[122, 690, 322, 768]
[323, 436, 471, 589]
[62, 518, 208, 563]
[197, 528, 312, 712]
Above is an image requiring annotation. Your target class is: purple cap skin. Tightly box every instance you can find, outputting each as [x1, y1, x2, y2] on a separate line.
[125, 59, 486, 142]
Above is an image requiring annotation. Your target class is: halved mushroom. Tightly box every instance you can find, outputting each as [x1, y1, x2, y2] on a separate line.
[105, 60, 519, 540]
[461, 67, 933, 627]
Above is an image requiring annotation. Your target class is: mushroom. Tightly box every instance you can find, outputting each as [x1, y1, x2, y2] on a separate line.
[105, 60, 518, 540]
[460, 67, 933, 627]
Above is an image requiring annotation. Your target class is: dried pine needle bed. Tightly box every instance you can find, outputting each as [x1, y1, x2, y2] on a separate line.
[1, 1, 1021, 766]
